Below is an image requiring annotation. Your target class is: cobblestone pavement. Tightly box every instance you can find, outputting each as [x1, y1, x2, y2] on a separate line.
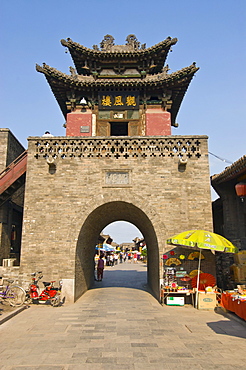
[0, 261, 246, 369]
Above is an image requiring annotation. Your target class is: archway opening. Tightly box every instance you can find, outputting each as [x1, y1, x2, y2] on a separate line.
[75, 201, 160, 302]
[96, 221, 147, 290]
[103, 221, 143, 244]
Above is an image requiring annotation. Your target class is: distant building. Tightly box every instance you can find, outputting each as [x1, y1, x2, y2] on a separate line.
[211, 155, 246, 250]
[211, 155, 246, 289]
[120, 242, 135, 252]
[133, 237, 146, 251]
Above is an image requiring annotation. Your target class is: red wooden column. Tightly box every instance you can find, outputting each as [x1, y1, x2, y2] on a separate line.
[145, 108, 171, 136]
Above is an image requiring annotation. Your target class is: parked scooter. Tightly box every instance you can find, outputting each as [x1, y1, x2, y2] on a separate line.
[26, 271, 62, 307]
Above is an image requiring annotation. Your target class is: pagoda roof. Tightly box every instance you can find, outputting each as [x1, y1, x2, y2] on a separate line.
[36, 62, 198, 126]
[61, 35, 178, 75]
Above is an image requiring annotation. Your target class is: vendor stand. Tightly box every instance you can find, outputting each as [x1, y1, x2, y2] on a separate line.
[221, 287, 246, 321]
[165, 229, 238, 309]
[161, 287, 195, 306]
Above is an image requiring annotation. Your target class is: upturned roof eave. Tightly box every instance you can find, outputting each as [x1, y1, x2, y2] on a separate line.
[36, 62, 199, 89]
[36, 62, 198, 124]
[60, 37, 178, 60]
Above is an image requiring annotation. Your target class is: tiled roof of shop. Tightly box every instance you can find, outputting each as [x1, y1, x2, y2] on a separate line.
[211, 155, 246, 184]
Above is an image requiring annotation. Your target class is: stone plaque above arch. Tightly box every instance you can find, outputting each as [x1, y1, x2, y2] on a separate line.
[104, 170, 131, 187]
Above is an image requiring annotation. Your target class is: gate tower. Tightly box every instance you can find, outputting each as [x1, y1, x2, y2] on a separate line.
[19, 35, 213, 302]
[36, 34, 199, 137]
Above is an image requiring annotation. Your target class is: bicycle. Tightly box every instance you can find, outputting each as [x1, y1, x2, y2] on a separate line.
[0, 277, 26, 306]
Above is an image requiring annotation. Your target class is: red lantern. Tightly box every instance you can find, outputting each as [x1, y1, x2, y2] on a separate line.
[235, 182, 246, 198]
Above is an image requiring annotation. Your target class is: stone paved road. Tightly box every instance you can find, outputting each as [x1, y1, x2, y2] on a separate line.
[0, 261, 245, 369]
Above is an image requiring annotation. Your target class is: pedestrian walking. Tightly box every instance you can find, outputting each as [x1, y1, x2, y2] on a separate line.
[106, 254, 110, 266]
[128, 253, 132, 263]
[119, 252, 123, 263]
[97, 255, 105, 281]
[109, 254, 114, 267]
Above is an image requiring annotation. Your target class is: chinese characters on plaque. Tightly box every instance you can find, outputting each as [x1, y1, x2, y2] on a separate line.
[99, 92, 139, 110]
[105, 171, 130, 185]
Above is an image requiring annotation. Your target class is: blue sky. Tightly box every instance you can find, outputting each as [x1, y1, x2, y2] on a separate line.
[1, 1, 245, 243]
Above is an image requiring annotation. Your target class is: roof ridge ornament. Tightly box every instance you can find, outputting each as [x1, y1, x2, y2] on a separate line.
[100, 34, 115, 51]
[162, 65, 170, 75]
[69, 66, 78, 79]
[125, 34, 145, 50]
[94, 34, 146, 52]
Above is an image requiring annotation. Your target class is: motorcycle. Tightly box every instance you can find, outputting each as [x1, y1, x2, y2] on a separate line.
[26, 271, 62, 307]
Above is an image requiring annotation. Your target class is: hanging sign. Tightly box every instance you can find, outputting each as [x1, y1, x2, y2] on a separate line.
[98, 92, 139, 110]
[176, 271, 187, 277]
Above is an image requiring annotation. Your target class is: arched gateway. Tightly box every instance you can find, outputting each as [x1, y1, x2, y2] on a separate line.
[19, 35, 213, 303]
[75, 201, 160, 301]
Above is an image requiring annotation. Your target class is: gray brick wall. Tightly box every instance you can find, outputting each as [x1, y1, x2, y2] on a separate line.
[19, 135, 213, 302]
[0, 129, 25, 172]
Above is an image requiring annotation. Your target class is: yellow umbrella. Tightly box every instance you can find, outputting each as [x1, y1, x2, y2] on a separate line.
[167, 229, 238, 253]
[166, 230, 238, 308]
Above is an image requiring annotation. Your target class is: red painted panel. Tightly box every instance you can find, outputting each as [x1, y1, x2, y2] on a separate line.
[146, 109, 171, 136]
[66, 111, 92, 137]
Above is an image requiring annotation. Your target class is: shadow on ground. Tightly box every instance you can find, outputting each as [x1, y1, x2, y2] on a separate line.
[94, 269, 148, 289]
[207, 319, 246, 339]
[0, 302, 16, 316]
[93, 262, 149, 292]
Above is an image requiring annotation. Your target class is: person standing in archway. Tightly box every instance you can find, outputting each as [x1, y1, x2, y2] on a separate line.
[109, 254, 114, 267]
[97, 255, 105, 281]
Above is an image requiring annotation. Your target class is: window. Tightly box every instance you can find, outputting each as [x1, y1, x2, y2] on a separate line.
[110, 122, 128, 136]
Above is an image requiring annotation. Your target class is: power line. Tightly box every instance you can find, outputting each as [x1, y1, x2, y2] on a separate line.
[208, 151, 233, 164]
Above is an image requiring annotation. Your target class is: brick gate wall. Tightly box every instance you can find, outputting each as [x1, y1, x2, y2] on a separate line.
[0, 129, 26, 266]
[19, 135, 213, 302]
[0, 129, 25, 171]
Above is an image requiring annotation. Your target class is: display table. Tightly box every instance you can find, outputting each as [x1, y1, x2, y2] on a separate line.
[161, 290, 195, 306]
[221, 292, 246, 321]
